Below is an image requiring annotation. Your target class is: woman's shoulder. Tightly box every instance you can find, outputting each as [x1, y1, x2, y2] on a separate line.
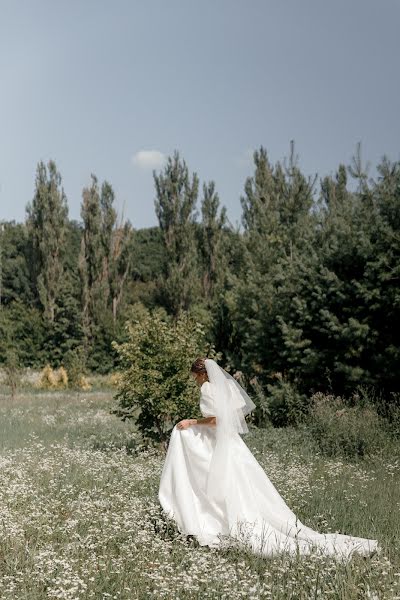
[199, 381, 215, 416]
[200, 381, 213, 397]
[200, 381, 213, 392]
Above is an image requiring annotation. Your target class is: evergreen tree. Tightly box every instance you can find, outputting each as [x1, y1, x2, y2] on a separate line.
[347, 141, 371, 194]
[0, 145, 397, 403]
[363, 156, 400, 395]
[153, 151, 200, 316]
[231, 144, 316, 378]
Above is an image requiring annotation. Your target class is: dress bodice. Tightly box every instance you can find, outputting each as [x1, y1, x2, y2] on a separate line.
[199, 381, 215, 417]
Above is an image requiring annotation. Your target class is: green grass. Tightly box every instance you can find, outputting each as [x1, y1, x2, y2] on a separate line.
[0, 391, 399, 599]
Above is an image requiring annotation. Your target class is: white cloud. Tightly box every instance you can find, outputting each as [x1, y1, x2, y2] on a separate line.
[131, 150, 166, 170]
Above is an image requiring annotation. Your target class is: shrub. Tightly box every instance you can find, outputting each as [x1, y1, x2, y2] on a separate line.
[307, 392, 387, 459]
[38, 365, 68, 389]
[3, 348, 21, 398]
[249, 376, 271, 427]
[111, 307, 219, 446]
[62, 347, 87, 389]
[109, 372, 122, 387]
[58, 366, 68, 388]
[265, 374, 308, 427]
[38, 365, 59, 389]
[76, 375, 92, 391]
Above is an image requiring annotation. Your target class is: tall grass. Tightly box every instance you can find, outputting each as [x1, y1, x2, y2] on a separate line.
[305, 392, 394, 459]
[0, 390, 399, 599]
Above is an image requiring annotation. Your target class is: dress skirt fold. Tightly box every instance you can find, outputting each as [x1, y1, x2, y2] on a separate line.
[158, 382, 380, 559]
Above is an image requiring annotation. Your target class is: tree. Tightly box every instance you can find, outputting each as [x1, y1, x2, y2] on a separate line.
[109, 220, 133, 323]
[347, 141, 371, 194]
[26, 160, 68, 322]
[230, 143, 316, 378]
[79, 174, 104, 335]
[0, 308, 21, 398]
[97, 181, 133, 322]
[112, 306, 218, 446]
[79, 175, 133, 370]
[198, 181, 227, 303]
[363, 156, 400, 395]
[153, 151, 200, 316]
[0, 221, 32, 307]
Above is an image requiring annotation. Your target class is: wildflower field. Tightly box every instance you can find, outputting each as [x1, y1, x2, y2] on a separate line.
[0, 390, 399, 599]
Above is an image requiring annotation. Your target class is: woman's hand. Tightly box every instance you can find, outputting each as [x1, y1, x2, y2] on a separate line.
[176, 419, 197, 430]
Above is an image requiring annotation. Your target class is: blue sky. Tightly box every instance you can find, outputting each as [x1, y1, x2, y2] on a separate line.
[0, 0, 399, 229]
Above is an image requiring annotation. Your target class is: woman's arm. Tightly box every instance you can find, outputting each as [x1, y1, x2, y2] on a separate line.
[176, 416, 216, 429]
[194, 416, 216, 426]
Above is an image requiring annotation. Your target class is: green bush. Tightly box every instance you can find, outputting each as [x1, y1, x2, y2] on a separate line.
[3, 348, 21, 398]
[307, 392, 387, 458]
[249, 376, 271, 427]
[265, 374, 308, 427]
[111, 307, 219, 446]
[63, 346, 88, 388]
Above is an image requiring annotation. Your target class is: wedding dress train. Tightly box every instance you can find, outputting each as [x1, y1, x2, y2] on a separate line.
[158, 380, 380, 559]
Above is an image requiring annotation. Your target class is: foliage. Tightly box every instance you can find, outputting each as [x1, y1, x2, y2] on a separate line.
[0, 144, 398, 415]
[384, 399, 400, 438]
[306, 392, 387, 458]
[38, 365, 68, 389]
[265, 373, 309, 427]
[62, 346, 88, 388]
[0, 305, 23, 398]
[0, 301, 46, 367]
[26, 160, 69, 322]
[197, 180, 227, 303]
[58, 367, 68, 387]
[0, 392, 398, 599]
[78, 174, 133, 368]
[112, 306, 219, 445]
[76, 376, 92, 391]
[129, 227, 166, 291]
[153, 151, 200, 316]
[248, 376, 271, 427]
[2, 348, 20, 398]
[224, 143, 399, 415]
[0, 221, 32, 306]
[228, 143, 316, 378]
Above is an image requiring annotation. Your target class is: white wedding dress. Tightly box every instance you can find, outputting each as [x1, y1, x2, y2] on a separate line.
[158, 380, 380, 559]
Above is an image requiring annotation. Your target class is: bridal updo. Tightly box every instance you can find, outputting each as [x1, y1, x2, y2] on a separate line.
[191, 357, 208, 376]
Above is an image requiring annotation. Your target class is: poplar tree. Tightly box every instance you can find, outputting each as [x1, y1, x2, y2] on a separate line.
[79, 175, 133, 344]
[26, 160, 68, 322]
[100, 181, 117, 285]
[198, 180, 227, 302]
[79, 174, 104, 333]
[109, 219, 133, 323]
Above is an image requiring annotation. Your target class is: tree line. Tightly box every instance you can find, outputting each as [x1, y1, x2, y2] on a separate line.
[0, 142, 399, 410]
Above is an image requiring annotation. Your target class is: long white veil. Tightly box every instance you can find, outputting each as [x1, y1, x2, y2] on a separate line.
[204, 358, 256, 502]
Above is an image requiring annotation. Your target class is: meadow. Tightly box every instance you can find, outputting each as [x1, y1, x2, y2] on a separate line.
[0, 389, 399, 600]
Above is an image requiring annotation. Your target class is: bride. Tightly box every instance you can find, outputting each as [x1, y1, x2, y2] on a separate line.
[158, 357, 380, 559]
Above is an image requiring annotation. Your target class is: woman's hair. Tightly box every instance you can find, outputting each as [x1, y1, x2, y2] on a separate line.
[191, 357, 207, 375]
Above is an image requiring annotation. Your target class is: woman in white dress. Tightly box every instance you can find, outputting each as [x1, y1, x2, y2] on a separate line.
[158, 357, 380, 559]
